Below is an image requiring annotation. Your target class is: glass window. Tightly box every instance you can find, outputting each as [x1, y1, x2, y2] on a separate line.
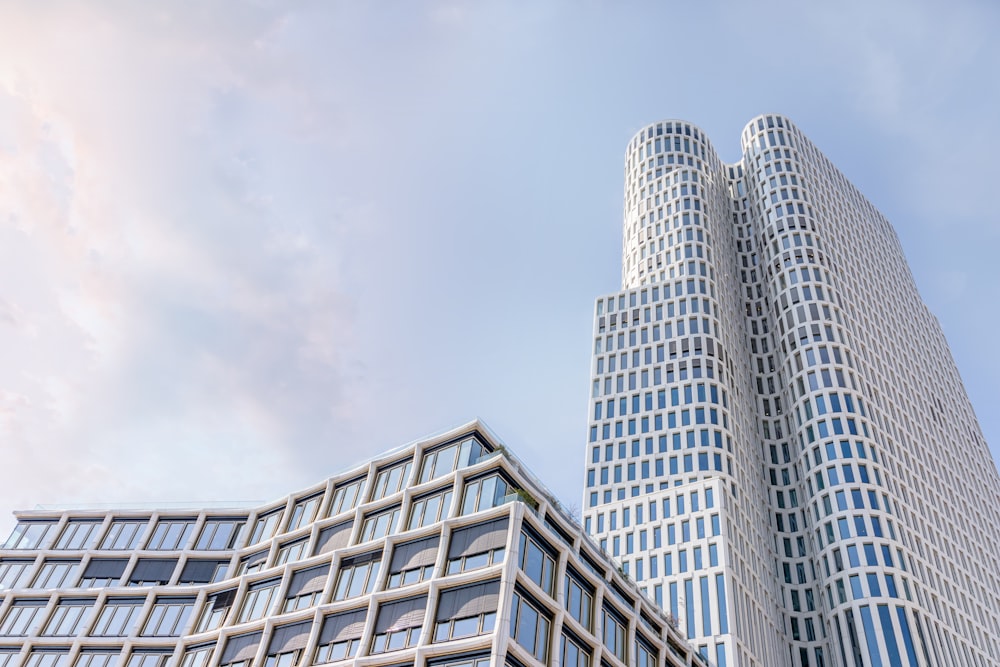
[219, 632, 261, 667]
[127, 559, 177, 587]
[0, 650, 17, 667]
[387, 536, 438, 589]
[407, 487, 454, 530]
[359, 507, 400, 543]
[177, 560, 228, 585]
[195, 590, 235, 632]
[41, 598, 94, 636]
[419, 438, 487, 484]
[371, 459, 413, 501]
[314, 609, 366, 663]
[518, 532, 555, 595]
[602, 607, 627, 663]
[333, 553, 381, 601]
[237, 579, 281, 623]
[461, 474, 512, 515]
[275, 539, 308, 565]
[329, 478, 365, 517]
[287, 494, 323, 532]
[125, 651, 170, 667]
[370, 596, 426, 654]
[634, 637, 657, 667]
[91, 598, 144, 637]
[429, 655, 490, 667]
[433, 580, 499, 643]
[33, 560, 80, 589]
[194, 519, 244, 550]
[99, 521, 147, 550]
[74, 650, 121, 667]
[0, 599, 47, 636]
[55, 521, 101, 550]
[247, 510, 283, 546]
[178, 645, 214, 667]
[509, 591, 551, 662]
[0, 559, 33, 590]
[142, 597, 195, 637]
[146, 520, 195, 550]
[78, 559, 128, 588]
[446, 518, 507, 575]
[4, 522, 55, 550]
[283, 564, 329, 612]
[564, 570, 594, 630]
[238, 550, 269, 576]
[24, 652, 70, 667]
[560, 632, 592, 667]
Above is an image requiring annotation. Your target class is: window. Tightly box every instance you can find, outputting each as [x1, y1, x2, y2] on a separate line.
[78, 559, 127, 588]
[387, 536, 438, 588]
[24, 651, 69, 667]
[634, 637, 657, 667]
[3, 522, 54, 549]
[434, 580, 499, 642]
[91, 598, 144, 637]
[329, 478, 365, 517]
[33, 560, 80, 589]
[142, 597, 194, 637]
[178, 560, 228, 585]
[146, 520, 195, 550]
[446, 518, 507, 575]
[195, 590, 235, 632]
[275, 538, 308, 565]
[461, 474, 512, 515]
[509, 590, 550, 662]
[287, 494, 323, 532]
[407, 488, 453, 530]
[518, 531, 555, 595]
[74, 650, 121, 667]
[128, 559, 177, 586]
[55, 521, 101, 550]
[0, 559, 32, 590]
[561, 632, 592, 667]
[238, 550, 268, 576]
[41, 598, 94, 636]
[602, 607, 627, 663]
[237, 579, 281, 622]
[219, 632, 261, 667]
[284, 564, 329, 611]
[0, 599, 46, 636]
[314, 609, 366, 663]
[430, 655, 490, 667]
[248, 510, 283, 546]
[179, 644, 214, 667]
[125, 651, 170, 667]
[195, 519, 244, 550]
[359, 506, 400, 542]
[564, 570, 594, 630]
[99, 521, 147, 550]
[313, 522, 353, 555]
[419, 438, 487, 484]
[333, 552, 381, 600]
[264, 621, 311, 667]
[370, 596, 426, 654]
[371, 459, 413, 500]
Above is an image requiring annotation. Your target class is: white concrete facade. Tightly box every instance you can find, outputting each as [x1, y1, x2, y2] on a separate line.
[581, 115, 1000, 667]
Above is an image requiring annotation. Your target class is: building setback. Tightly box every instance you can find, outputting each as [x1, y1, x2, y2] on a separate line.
[581, 114, 1000, 667]
[1, 422, 703, 667]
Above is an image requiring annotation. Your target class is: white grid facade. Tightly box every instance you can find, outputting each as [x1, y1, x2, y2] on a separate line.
[582, 115, 1000, 667]
[1, 422, 704, 667]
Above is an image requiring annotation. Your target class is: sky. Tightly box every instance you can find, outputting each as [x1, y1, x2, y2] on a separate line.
[1, 0, 998, 537]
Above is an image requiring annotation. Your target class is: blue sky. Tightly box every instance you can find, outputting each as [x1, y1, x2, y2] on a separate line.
[1, 0, 998, 535]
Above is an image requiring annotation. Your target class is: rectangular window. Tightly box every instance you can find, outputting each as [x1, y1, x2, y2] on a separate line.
[146, 520, 195, 550]
[419, 437, 487, 484]
[564, 570, 594, 631]
[329, 478, 365, 517]
[509, 591, 551, 662]
[78, 559, 128, 588]
[446, 518, 508, 575]
[313, 521, 353, 555]
[74, 650, 121, 667]
[125, 651, 170, 667]
[142, 597, 194, 637]
[99, 521, 148, 550]
[287, 494, 323, 532]
[407, 487, 454, 530]
[196, 590, 236, 632]
[179, 645, 214, 667]
[91, 598, 144, 637]
[359, 507, 400, 543]
[433, 580, 499, 642]
[1, 599, 47, 636]
[264, 621, 311, 667]
[33, 560, 81, 589]
[634, 637, 657, 667]
[237, 579, 281, 622]
[371, 459, 413, 501]
[370, 596, 427, 654]
[41, 598, 94, 636]
[220, 632, 261, 667]
[560, 632, 592, 667]
[128, 559, 177, 587]
[602, 606, 627, 663]
[333, 553, 381, 601]
[55, 521, 101, 550]
[0, 559, 33, 590]
[247, 510, 283, 546]
[178, 559, 228, 585]
[388, 536, 439, 589]
[194, 519, 244, 550]
[238, 550, 269, 576]
[314, 608, 366, 663]
[518, 531, 555, 595]
[275, 539, 308, 565]
[24, 652, 69, 667]
[461, 473, 512, 515]
[4, 522, 55, 550]
[284, 564, 329, 611]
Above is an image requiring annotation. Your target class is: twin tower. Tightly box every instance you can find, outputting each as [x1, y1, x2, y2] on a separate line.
[581, 115, 1000, 667]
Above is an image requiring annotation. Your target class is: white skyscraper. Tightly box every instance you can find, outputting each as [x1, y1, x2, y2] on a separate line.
[581, 115, 1000, 667]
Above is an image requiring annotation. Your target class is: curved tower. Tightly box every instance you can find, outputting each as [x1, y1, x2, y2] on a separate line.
[583, 115, 1000, 667]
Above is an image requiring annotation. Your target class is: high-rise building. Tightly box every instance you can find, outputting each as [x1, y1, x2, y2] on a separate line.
[581, 114, 1000, 667]
[0, 422, 705, 667]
